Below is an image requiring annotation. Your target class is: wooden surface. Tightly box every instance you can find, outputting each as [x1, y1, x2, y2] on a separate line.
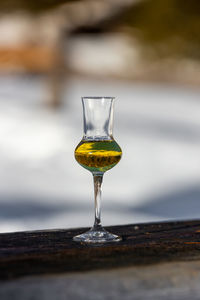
[1, 260, 200, 300]
[1, 220, 200, 280]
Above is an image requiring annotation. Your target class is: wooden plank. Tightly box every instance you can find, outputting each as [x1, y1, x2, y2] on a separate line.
[1, 260, 200, 300]
[1, 220, 200, 280]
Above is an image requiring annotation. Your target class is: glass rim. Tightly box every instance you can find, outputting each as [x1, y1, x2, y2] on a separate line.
[82, 96, 115, 100]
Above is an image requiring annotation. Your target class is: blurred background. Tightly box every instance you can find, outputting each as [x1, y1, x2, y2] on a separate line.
[1, 0, 200, 232]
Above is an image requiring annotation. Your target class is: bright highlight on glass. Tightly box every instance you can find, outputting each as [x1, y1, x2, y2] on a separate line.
[73, 97, 122, 243]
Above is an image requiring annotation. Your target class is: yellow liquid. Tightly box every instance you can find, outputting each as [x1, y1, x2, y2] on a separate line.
[75, 140, 122, 172]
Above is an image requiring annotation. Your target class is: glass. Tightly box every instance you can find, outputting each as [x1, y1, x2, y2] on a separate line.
[73, 97, 122, 243]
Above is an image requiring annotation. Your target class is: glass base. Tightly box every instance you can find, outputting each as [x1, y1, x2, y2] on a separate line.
[73, 227, 122, 244]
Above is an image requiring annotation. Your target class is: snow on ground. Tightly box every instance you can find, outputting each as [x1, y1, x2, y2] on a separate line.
[0, 75, 200, 232]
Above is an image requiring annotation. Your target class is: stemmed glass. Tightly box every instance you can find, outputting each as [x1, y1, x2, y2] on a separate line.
[73, 97, 122, 243]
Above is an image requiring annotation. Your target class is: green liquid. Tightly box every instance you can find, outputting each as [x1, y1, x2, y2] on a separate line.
[75, 140, 122, 172]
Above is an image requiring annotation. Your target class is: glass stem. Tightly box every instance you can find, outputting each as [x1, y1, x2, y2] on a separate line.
[92, 173, 103, 230]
